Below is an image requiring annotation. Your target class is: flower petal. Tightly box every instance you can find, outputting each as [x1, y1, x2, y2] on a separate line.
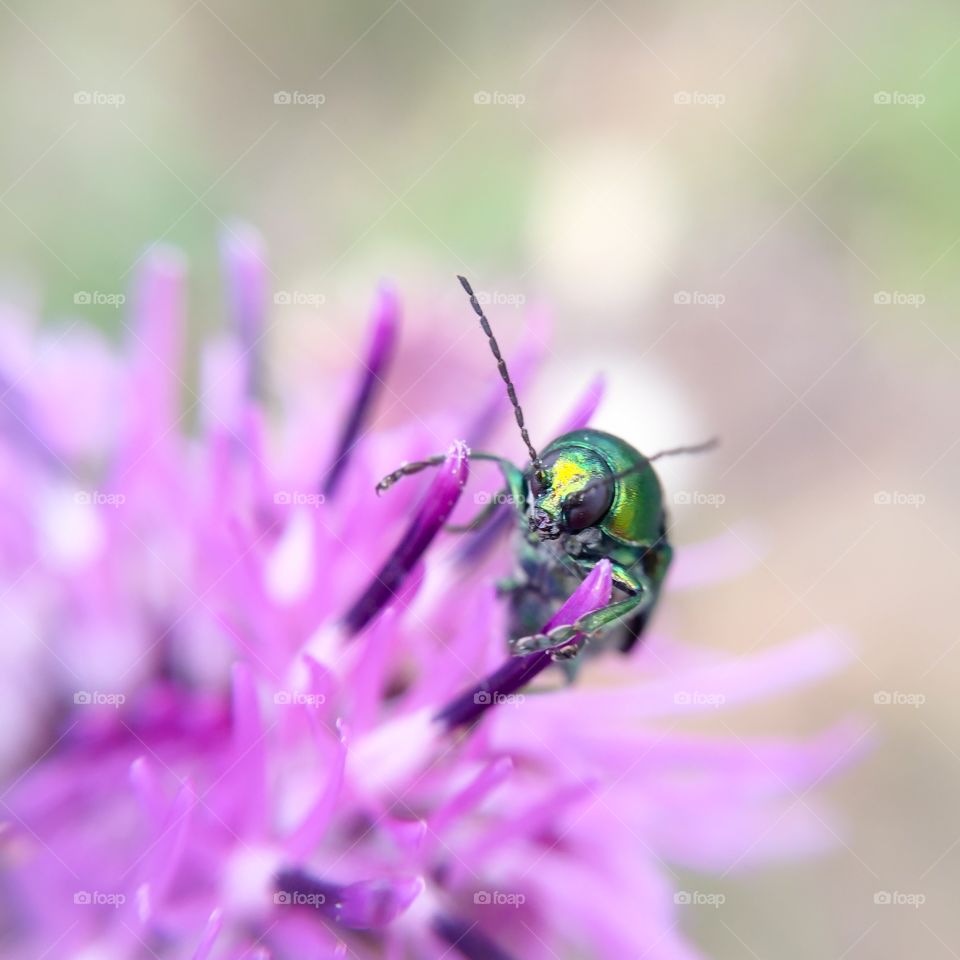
[435, 560, 612, 729]
[342, 440, 468, 635]
[323, 283, 400, 497]
[220, 222, 267, 397]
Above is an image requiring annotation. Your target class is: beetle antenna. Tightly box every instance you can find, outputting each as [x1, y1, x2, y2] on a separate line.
[615, 437, 719, 480]
[571, 438, 719, 502]
[457, 275, 544, 480]
[648, 438, 718, 461]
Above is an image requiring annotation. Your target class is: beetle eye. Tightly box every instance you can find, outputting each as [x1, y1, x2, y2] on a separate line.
[563, 479, 613, 531]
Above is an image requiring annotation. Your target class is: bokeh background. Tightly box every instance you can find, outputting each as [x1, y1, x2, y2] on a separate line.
[1, 2, 957, 957]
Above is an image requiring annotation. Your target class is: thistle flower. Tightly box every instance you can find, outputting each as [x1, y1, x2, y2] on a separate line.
[0, 234, 863, 960]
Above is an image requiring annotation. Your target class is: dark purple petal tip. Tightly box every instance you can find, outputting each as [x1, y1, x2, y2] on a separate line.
[132, 247, 186, 363]
[220, 223, 267, 346]
[323, 282, 400, 497]
[369, 281, 401, 367]
[220, 224, 267, 400]
[342, 441, 469, 636]
[275, 867, 421, 929]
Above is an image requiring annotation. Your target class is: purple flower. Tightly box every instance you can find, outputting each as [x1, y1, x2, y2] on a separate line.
[0, 232, 865, 959]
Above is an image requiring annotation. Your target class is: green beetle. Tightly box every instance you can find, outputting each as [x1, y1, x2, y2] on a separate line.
[376, 276, 713, 663]
[498, 428, 674, 660]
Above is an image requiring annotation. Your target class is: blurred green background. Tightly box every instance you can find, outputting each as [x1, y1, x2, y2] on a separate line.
[2, 1, 958, 957]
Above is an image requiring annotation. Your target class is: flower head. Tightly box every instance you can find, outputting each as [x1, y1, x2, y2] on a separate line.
[0, 233, 863, 959]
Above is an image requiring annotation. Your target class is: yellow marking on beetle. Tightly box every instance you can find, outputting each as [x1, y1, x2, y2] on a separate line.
[538, 456, 589, 515]
[549, 457, 587, 494]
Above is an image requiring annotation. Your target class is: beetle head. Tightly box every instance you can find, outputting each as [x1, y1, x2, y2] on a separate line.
[527, 448, 614, 541]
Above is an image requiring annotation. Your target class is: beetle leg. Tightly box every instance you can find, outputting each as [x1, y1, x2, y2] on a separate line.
[378, 451, 528, 519]
[444, 493, 505, 533]
[508, 622, 599, 659]
[509, 631, 552, 655]
[469, 454, 528, 517]
[507, 621, 593, 657]
[564, 562, 655, 637]
[447, 455, 530, 536]
[508, 564, 655, 658]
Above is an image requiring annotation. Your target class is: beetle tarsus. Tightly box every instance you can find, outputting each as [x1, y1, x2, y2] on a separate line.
[549, 643, 581, 662]
[510, 632, 549, 655]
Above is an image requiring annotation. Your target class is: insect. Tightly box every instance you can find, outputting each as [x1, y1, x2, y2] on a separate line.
[376, 276, 714, 665]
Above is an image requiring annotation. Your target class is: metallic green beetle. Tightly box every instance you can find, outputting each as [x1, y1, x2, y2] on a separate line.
[495, 428, 675, 660]
[376, 276, 713, 663]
